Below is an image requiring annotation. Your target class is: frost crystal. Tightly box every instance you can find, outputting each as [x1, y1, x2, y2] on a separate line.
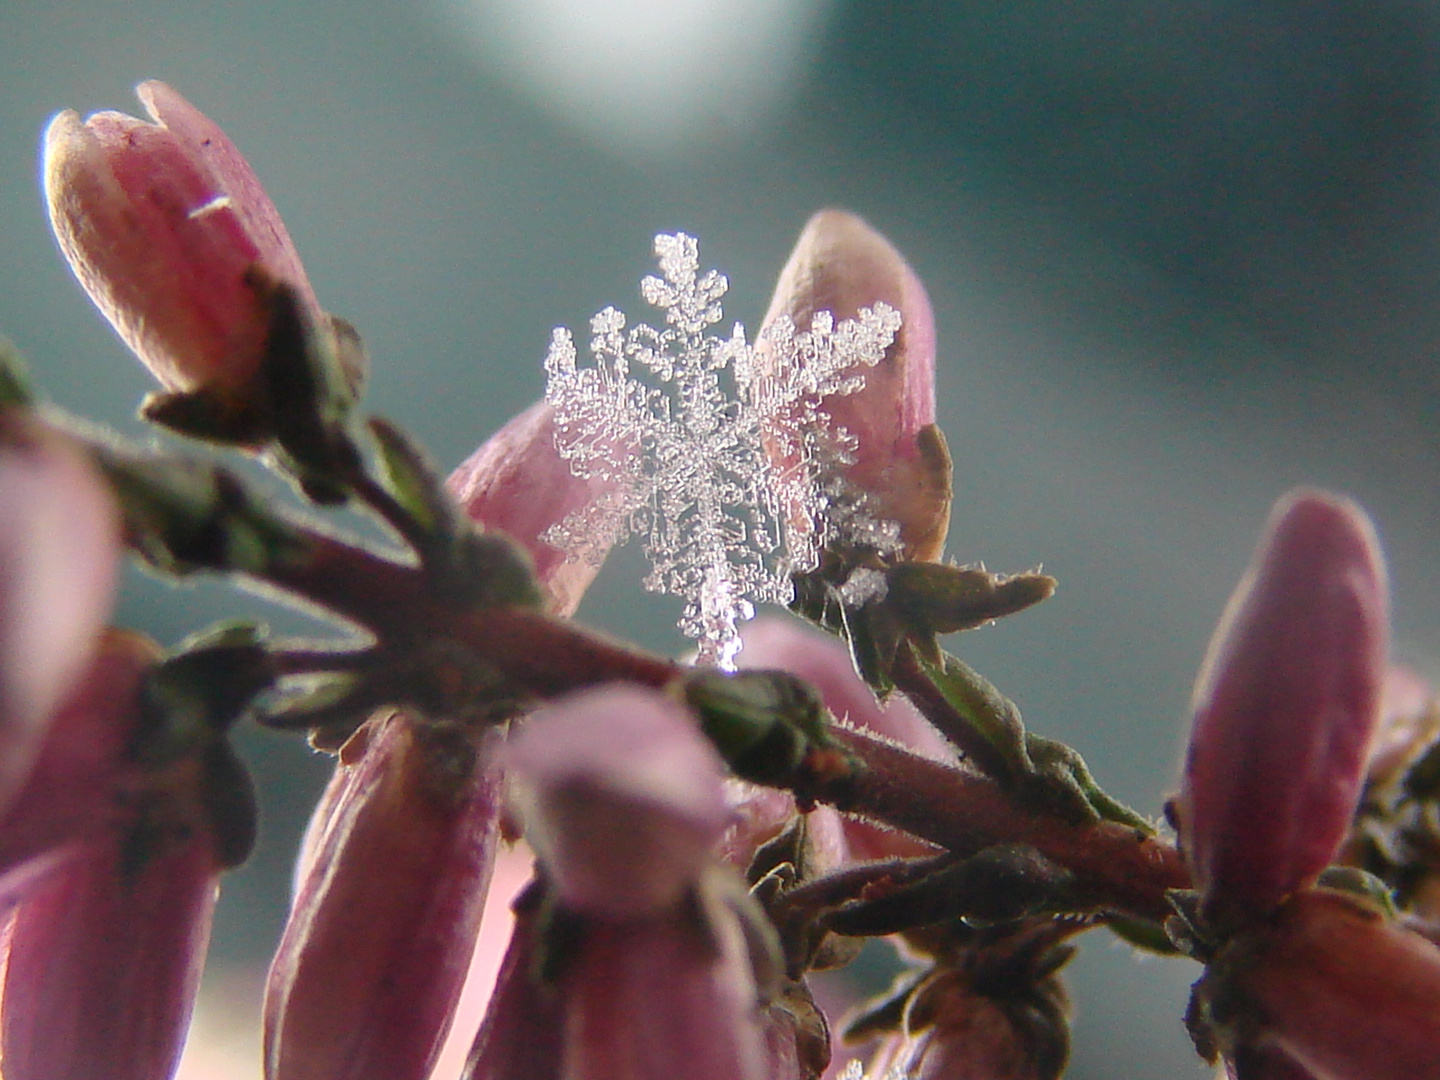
[543, 233, 900, 668]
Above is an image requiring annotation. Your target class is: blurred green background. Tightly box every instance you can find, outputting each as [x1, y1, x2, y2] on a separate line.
[3, 1, 1439, 1076]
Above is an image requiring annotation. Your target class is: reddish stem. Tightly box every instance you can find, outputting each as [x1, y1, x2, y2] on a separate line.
[256, 532, 682, 697]
[256, 529, 1187, 924]
[820, 728, 1189, 924]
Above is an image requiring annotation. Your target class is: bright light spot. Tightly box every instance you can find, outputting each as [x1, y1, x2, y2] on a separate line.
[434, 0, 832, 153]
[187, 195, 233, 220]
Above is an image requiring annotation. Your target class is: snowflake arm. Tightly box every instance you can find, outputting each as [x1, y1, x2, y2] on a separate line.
[542, 233, 901, 668]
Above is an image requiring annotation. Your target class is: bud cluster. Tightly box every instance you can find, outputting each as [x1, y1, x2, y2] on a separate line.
[2, 80, 1437, 1080]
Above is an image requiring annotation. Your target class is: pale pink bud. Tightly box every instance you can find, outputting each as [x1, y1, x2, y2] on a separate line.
[740, 615, 950, 761]
[0, 409, 119, 817]
[0, 819, 220, 1080]
[265, 711, 504, 1080]
[759, 209, 949, 561]
[739, 615, 948, 860]
[716, 779, 802, 870]
[1178, 490, 1390, 927]
[1218, 890, 1440, 1080]
[448, 401, 623, 617]
[43, 81, 317, 399]
[505, 685, 732, 917]
[0, 629, 156, 902]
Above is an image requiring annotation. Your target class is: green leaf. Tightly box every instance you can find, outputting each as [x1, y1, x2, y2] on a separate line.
[0, 338, 35, 408]
[683, 669, 851, 786]
[914, 647, 1033, 776]
[368, 415, 457, 541]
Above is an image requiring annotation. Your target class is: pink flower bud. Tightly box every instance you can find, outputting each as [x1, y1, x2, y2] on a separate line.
[0, 816, 220, 1080]
[1213, 890, 1440, 1080]
[447, 401, 620, 618]
[740, 615, 950, 762]
[468, 890, 771, 1080]
[0, 409, 119, 818]
[265, 710, 504, 1080]
[0, 629, 156, 903]
[505, 685, 733, 917]
[758, 210, 949, 561]
[43, 81, 318, 400]
[1178, 490, 1390, 927]
[474, 689, 773, 1080]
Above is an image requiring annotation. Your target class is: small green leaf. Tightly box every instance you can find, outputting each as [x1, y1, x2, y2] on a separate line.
[914, 647, 1033, 777]
[369, 415, 453, 538]
[1024, 735, 1153, 830]
[683, 669, 848, 786]
[0, 338, 35, 407]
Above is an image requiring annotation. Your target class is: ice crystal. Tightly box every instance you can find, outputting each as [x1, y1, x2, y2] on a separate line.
[835, 1062, 905, 1080]
[543, 233, 900, 668]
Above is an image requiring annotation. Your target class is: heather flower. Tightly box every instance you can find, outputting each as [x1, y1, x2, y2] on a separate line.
[267, 396, 624, 1079]
[757, 210, 949, 562]
[0, 779, 221, 1080]
[505, 685, 734, 917]
[0, 408, 119, 817]
[461, 887, 565, 1080]
[264, 713, 505, 1080]
[467, 685, 773, 1080]
[1176, 489, 1389, 929]
[1174, 491, 1440, 1078]
[447, 400, 621, 618]
[1202, 889, 1440, 1080]
[428, 845, 538, 1080]
[0, 629, 156, 903]
[43, 82, 322, 410]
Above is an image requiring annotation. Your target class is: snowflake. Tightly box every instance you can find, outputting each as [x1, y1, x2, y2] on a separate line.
[543, 232, 901, 668]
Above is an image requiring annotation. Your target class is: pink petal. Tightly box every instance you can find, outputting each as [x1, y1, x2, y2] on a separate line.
[459, 887, 564, 1080]
[1230, 890, 1440, 1080]
[739, 615, 948, 860]
[430, 845, 536, 1080]
[44, 82, 316, 396]
[563, 914, 767, 1080]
